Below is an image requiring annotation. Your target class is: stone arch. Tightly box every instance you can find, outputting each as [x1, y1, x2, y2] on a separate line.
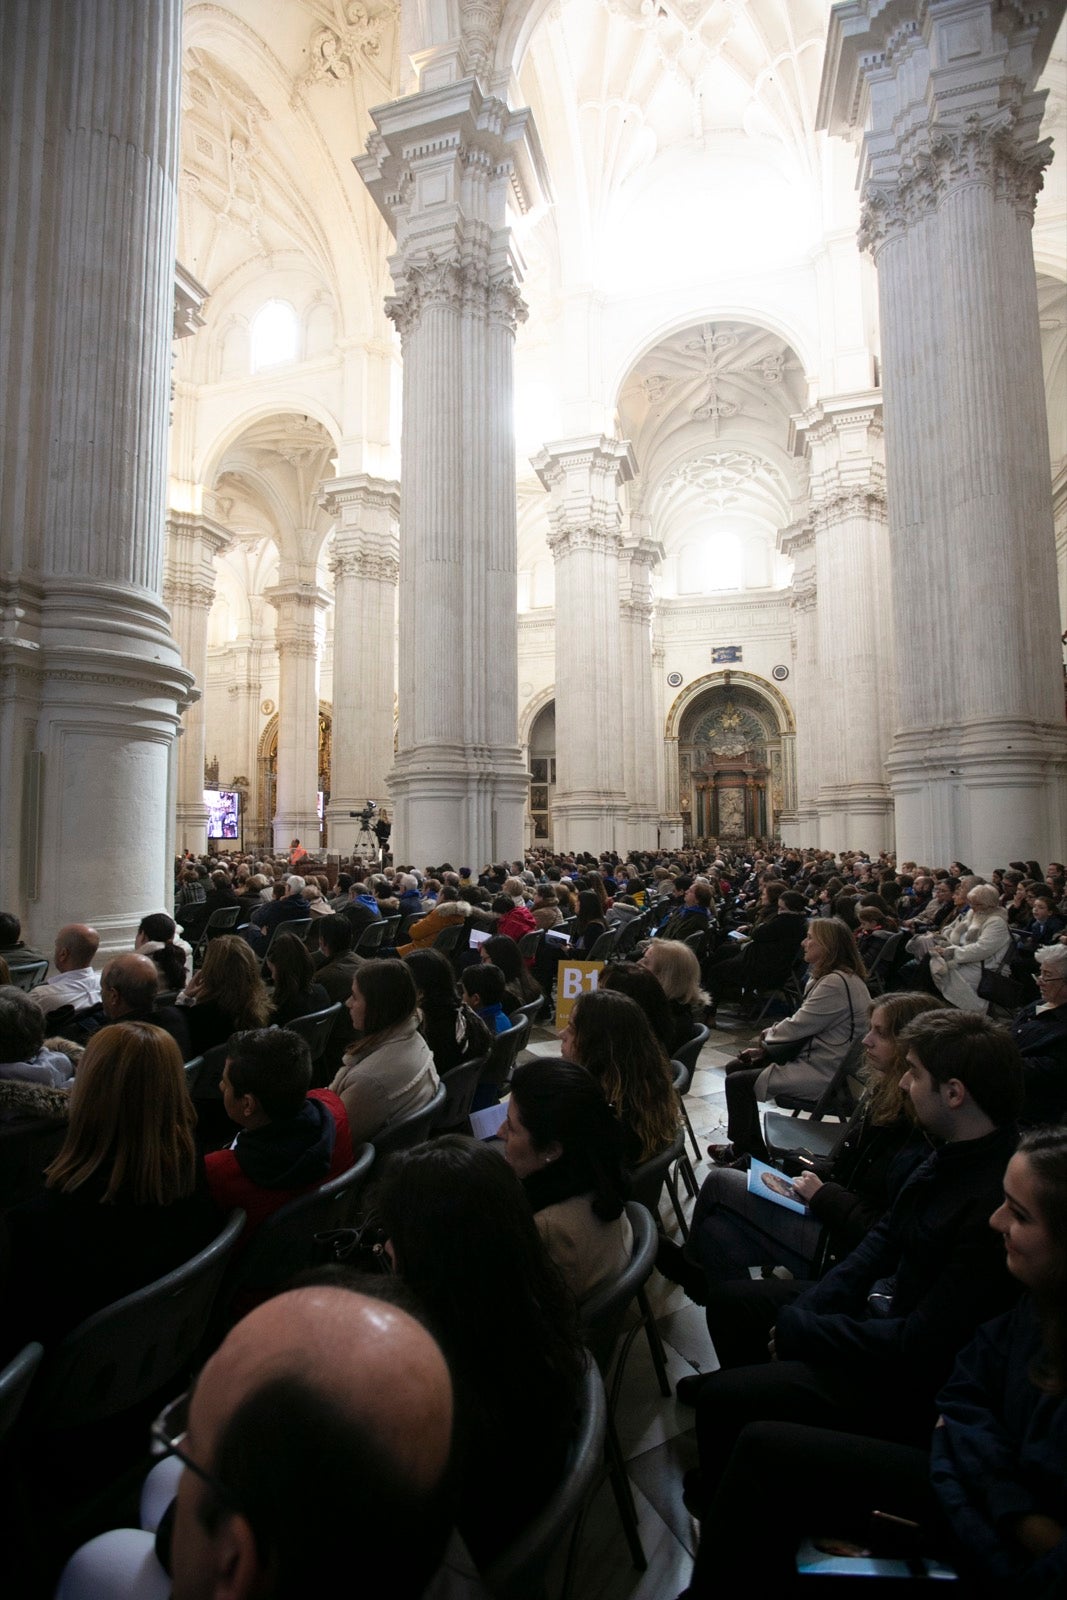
[254, 700, 333, 850]
[665, 671, 796, 843]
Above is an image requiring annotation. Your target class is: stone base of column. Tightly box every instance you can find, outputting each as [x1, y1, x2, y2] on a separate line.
[814, 787, 895, 857]
[777, 811, 800, 847]
[552, 793, 629, 858]
[175, 801, 209, 858]
[273, 814, 322, 856]
[388, 745, 528, 869]
[887, 722, 1067, 876]
[657, 815, 684, 851]
[0, 581, 194, 955]
[625, 806, 662, 857]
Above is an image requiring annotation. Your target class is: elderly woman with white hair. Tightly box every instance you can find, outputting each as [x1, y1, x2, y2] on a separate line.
[1011, 941, 1067, 1125]
[928, 882, 1012, 1013]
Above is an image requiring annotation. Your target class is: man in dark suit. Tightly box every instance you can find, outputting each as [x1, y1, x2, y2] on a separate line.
[702, 890, 807, 1023]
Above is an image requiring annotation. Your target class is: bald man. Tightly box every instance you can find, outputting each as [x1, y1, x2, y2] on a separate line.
[168, 1286, 455, 1599]
[71, 952, 192, 1059]
[28, 923, 101, 1017]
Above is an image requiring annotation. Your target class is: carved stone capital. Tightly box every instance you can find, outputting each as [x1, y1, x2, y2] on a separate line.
[859, 112, 1052, 254]
[163, 578, 216, 611]
[620, 597, 654, 626]
[790, 578, 818, 614]
[809, 486, 888, 533]
[386, 251, 527, 338]
[545, 524, 622, 560]
[329, 547, 400, 585]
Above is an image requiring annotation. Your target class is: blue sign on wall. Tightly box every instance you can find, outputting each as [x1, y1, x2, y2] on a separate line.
[711, 645, 742, 664]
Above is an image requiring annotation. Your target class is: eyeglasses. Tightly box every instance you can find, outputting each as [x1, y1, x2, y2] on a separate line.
[151, 1390, 234, 1509]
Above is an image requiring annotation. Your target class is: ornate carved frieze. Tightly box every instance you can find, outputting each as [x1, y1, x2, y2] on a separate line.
[859, 110, 1053, 255]
[544, 524, 622, 560]
[329, 548, 399, 585]
[163, 579, 216, 611]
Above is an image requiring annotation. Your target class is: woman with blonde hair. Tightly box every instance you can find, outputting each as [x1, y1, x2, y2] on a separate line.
[640, 938, 709, 1053]
[177, 933, 272, 1055]
[1, 1021, 221, 1347]
[710, 918, 870, 1164]
[560, 987, 678, 1165]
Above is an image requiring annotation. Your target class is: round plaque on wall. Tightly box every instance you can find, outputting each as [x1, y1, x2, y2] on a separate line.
[771, 665, 789, 682]
[261, 699, 275, 715]
[666, 671, 683, 687]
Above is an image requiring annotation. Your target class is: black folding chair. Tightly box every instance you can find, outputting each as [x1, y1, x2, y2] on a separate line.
[627, 1128, 689, 1239]
[285, 1002, 344, 1088]
[672, 1023, 710, 1162]
[192, 906, 241, 967]
[433, 1054, 490, 1135]
[0, 1341, 44, 1446]
[352, 920, 388, 956]
[372, 1081, 448, 1158]
[7, 960, 48, 992]
[31, 1210, 246, 1431]
[483, 1352, 607, 1600]
[517, 929, 543, 960]
[481, 1015, 532, 1095]
[216, 1146, 375, 1319]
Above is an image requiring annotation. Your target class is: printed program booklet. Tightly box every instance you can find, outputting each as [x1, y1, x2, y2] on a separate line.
[747, 1156, 809, 1215]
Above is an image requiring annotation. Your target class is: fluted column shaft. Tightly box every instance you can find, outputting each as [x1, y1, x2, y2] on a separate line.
[534, 437, 634, 856]
[0, 0, 193, 948]
[320, 475, 400, 855]
[356, 80, 544, 866]
[164, 512, 231, 854]
[267, 583, 329, 852]
[800, 402, 893, 853]
[822, 0, 1066, 869]
[620, 535, 663, 852]
[779, 520, 819, 846]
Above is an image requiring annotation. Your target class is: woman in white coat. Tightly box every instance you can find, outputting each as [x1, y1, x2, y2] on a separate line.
[709, 918, 870, 1164]
[929, 883, 1012, 1013]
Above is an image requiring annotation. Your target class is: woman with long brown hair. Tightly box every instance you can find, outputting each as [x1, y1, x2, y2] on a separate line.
[177, 933, 272, 1055]
[1, 1021, 220, 1349]
[330, 959, 439, 1144]
[560, 987, 678, 1165]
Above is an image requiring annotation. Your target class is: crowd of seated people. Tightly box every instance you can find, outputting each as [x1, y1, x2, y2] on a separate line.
[2, 837, 1067, 1596]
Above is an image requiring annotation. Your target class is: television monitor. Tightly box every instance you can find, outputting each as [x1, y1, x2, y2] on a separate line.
[204, 788, 240, 840]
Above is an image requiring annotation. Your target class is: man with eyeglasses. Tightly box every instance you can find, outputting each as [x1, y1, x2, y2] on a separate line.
[58, 1285, 456, 1599]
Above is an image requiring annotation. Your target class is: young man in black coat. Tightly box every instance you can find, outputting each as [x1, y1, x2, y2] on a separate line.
[682, 1008, 1022, 1524]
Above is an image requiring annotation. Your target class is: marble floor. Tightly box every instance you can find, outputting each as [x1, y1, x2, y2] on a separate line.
[522, 1008, 760, 1599]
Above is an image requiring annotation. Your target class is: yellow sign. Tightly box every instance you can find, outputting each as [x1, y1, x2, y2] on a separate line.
[554, 960, 605, 1031]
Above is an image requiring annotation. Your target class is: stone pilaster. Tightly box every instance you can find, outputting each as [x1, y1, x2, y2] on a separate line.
[266, 582, 329, 852]
[619, 529, 663, 853]
[320, 475, 400, 856]
[795, 401, 894, 853]
[533, 437, 635, 855]
[0, 0, 194, 950]
[779, 518, 819, 847]
[820, 0, 1067, 870]
[164, 511, 231, 854]
[356, 79, 546, 867]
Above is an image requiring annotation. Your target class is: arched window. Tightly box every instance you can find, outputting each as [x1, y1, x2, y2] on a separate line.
[250, 300, 299, 371]
[705, 531, 743, 592]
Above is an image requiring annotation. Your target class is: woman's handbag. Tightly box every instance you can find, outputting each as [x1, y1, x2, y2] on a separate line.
[976, 963, 1028, 1011]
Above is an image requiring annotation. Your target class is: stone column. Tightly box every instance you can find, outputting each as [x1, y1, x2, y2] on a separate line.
[0, 0, 194, 950]
[619, 530, 663, 854]
[320, 475, 400, 856]
[533, 437, 635, 855]
[266, 582, 329, 852]
[356, 81, 546, 867]
[164, 511, 231, 855]
[821, 1, 1067, 870]
[779, 519, 818, 846]
[796, 402, 894, 853]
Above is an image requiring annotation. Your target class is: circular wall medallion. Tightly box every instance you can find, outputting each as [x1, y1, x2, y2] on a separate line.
[666, 671, 683, 688]
[260, 699, 275, 715]
[771, 665, 789, 682]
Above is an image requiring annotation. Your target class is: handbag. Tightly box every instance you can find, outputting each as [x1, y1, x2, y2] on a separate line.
[976, 963, 1028, 1011]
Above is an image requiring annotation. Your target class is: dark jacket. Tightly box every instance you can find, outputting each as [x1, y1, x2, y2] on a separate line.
[270, 982, 330, 1028]
[1011, 1001, 1067, 1126]
[419, 1002, 494, 1076]
[775, 1125, 1020, 1425]
[250, 894, 310, 935]
[931, 1297, 1067, 1597]
[739, 912, 806, 985]
[71, 1001, 194, 1061]
[806, 1109, 930, 1266]
[204, 1089, 352, 1238]
[1, 1162, 221, 1352]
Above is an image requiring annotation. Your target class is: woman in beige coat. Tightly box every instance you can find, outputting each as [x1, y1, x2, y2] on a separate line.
[929, 883, 1012, 1013]
[330, 959, 439, 1144]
